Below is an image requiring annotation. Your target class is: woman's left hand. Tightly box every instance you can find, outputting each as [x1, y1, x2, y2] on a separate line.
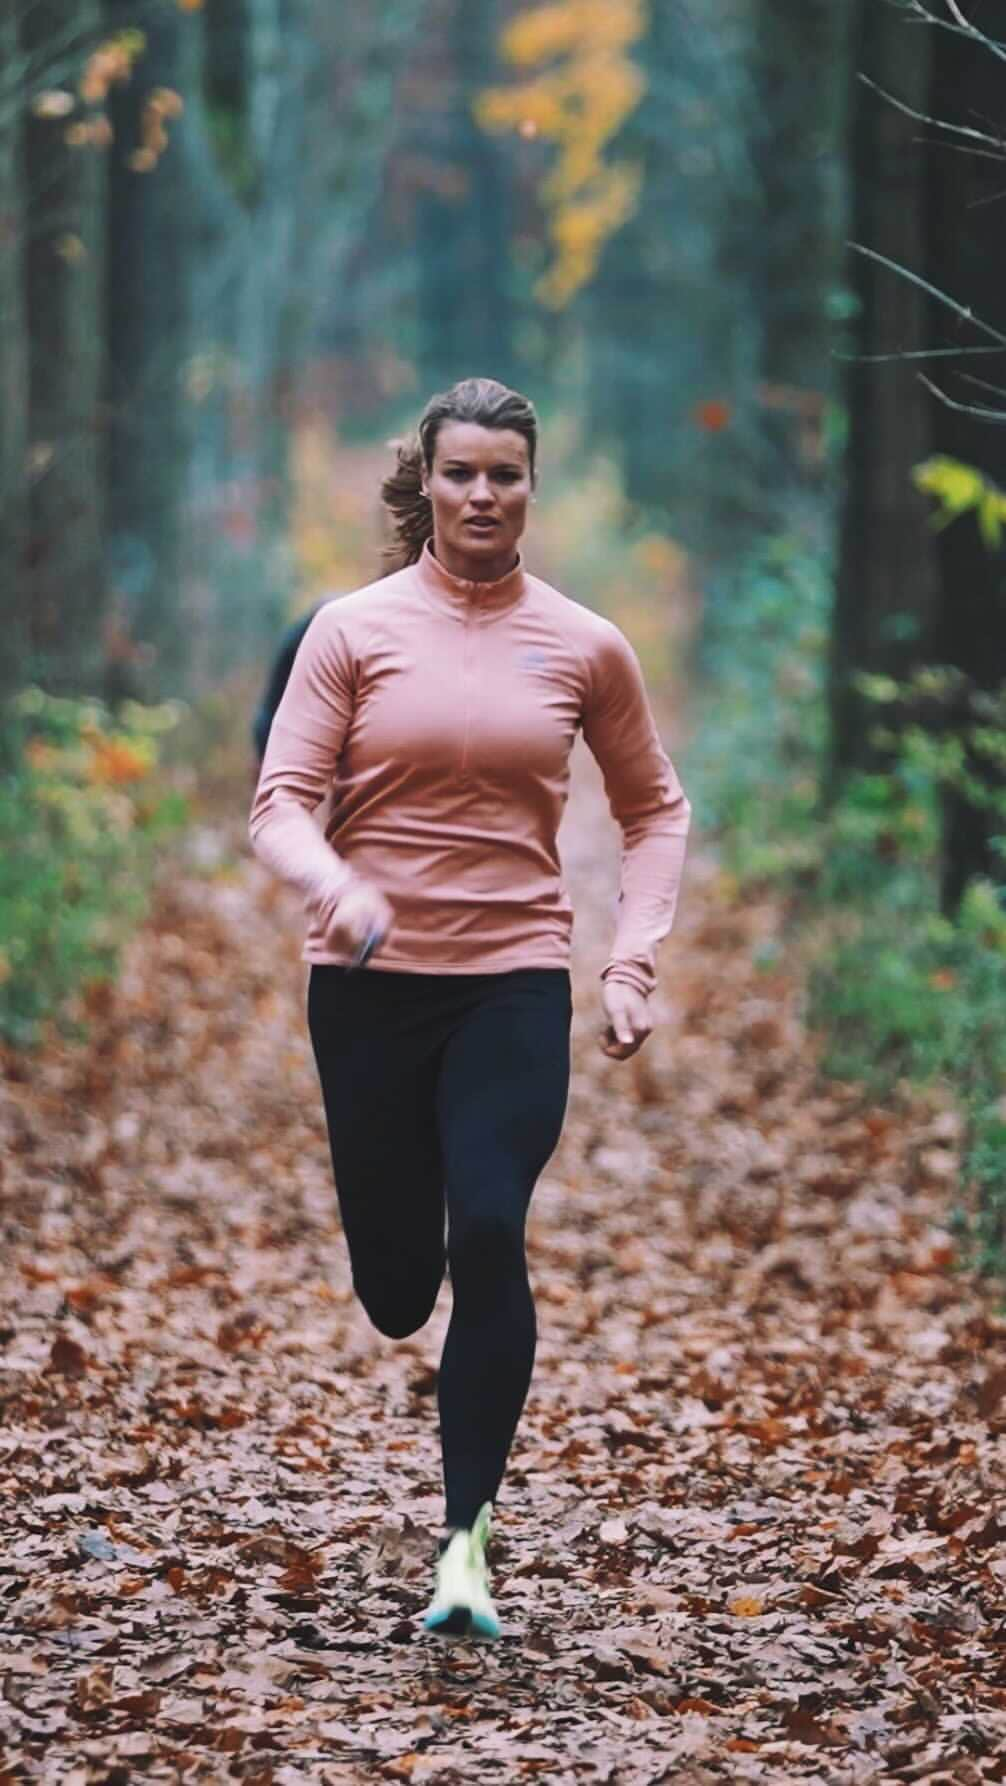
[599, 982, 652, 1060]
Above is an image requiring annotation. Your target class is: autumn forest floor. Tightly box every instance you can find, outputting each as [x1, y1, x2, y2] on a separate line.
[2, 720, 1006, 1786]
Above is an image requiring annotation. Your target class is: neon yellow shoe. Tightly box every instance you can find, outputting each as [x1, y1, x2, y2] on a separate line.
[423, 1502, 500, 1640]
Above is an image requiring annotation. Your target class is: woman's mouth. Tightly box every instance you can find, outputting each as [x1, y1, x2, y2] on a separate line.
[464, 518, 500, 531]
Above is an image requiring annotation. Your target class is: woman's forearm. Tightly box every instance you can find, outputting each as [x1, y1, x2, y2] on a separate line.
[248, 788, 361, 922]
[247, 607, 362, 923]
[601, 791, 691, 997]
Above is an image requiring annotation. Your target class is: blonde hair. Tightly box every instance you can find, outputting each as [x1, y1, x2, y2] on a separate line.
[380, 376, 538, 572]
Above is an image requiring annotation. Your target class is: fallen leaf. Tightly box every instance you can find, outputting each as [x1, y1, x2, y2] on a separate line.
[599, 1517, 629, 1544]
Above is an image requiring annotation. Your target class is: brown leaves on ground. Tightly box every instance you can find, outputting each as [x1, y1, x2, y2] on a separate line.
[1, 728, 1005, 1784]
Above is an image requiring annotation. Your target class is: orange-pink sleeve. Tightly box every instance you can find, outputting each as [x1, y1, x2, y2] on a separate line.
[581, 623, 691, 999]
[248, 610, 363, 932]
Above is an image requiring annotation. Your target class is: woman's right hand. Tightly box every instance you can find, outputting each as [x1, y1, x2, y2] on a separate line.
[322, 882, 395, 960]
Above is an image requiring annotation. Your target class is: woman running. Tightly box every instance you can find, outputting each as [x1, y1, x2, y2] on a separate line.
[248, 377, 691, 1639]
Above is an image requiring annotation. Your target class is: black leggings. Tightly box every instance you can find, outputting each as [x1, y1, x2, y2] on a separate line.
[307, 963, 573, 1530]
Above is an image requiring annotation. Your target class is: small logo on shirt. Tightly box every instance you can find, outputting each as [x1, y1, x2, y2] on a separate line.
[517, 648, 549, 671]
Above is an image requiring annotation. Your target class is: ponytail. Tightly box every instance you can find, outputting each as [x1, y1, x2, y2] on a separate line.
[379, 434, 433, 573]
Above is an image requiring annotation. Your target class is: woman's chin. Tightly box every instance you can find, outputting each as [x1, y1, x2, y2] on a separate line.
[454, 528, 520, 562]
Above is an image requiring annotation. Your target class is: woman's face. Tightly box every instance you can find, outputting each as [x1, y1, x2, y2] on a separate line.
[425, 421, 534, 578]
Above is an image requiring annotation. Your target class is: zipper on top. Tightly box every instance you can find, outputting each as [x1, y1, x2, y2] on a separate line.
[459, 606, 475, 778]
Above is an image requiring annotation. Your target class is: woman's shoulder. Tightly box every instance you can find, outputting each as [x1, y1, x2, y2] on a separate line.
[524, 570, 628, 653]
[302, 566, 417, 635]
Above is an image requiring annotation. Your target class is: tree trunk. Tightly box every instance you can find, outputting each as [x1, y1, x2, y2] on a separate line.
[24, 0, 107, 693]
[827, 0, 937, 796]
[104, 0, 407, 696]
[0, 7, 27, 700]
[585, 0, 694, 519]
[584, 0, 761, 562]
[748, 0, 843, 508]
[414, 0, 516, 394]
[104, 0, 193, 695]
[925, 9, 1006, 911]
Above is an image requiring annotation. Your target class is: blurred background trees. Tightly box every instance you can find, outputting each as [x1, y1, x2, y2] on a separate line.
[922, 1, 1006, 910]
[828, 0, 936, 796]
[0, 0, 879, 693]
[5, 0, 424, 700]
[2, 0, 848, 696]
[829, 0, 1006, 916]
[4, 0, 1006, 1253]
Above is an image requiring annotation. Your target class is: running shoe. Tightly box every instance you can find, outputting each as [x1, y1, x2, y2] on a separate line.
[422, 1502, 500, 1639]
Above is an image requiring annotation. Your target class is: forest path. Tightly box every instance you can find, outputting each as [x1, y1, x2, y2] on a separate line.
[2, 726, 1005, 1785]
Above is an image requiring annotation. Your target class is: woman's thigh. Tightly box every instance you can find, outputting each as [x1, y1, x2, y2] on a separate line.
[435, 969, 573, 1238]
[307, 966, 448, 1263]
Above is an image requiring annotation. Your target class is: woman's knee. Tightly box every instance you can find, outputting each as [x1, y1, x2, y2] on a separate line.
[354, 1263, 443, 1339]
[448, 1202, 526, 1288]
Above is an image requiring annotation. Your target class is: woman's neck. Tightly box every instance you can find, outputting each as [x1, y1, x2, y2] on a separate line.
[430, 537, 520, 585]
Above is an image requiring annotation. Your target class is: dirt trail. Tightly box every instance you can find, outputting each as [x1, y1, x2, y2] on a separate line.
[2, 725, 1005, 1785]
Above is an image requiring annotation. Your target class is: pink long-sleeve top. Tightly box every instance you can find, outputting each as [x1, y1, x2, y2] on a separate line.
[248, 540, 691, 998]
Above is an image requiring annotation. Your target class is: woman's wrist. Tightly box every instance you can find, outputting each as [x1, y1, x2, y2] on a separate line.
[315, 870, 364, 927]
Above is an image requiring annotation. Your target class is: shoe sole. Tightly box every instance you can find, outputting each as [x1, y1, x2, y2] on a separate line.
[424, 1605, 500, 1640]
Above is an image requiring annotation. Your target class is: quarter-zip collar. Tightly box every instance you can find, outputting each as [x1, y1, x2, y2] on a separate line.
[414, 537, 528, 622]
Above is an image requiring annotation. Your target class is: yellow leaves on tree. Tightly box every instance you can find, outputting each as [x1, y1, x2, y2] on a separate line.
[128, 88, 185, 174]
[34, 21, 192, 173]
[40, 29, 186, 173]
[913, 455, 1006, 551]
[35, 34, 144, 152]
[80, 32, 145, 106]
[64, 115, 114, 152]
[476, 0, 646, 308]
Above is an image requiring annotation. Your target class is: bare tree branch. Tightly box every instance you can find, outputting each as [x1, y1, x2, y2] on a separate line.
[850, 1, 1006, 428]
[942, 0, 1006, 63]
[846, 242, 1006, 348]
[952, 369, 1006, 402]
[899, 0, 970, 31]
[912, 136, 1006, 166]
[857, 71, 1006, 152]
[917, 371, 1006, 420]
[833, 344, 1006, 366]
[900, 0, 1006, 64]
[966, 184, 1006, 213]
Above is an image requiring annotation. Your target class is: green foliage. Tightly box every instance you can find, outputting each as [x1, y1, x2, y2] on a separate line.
[685, 530, 1006, 1284]
[0, 691, 188, 1046]
[685, 530, 831, 882]
[810, 885, 1006, 1279]
[913, 455, 1006, 550]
